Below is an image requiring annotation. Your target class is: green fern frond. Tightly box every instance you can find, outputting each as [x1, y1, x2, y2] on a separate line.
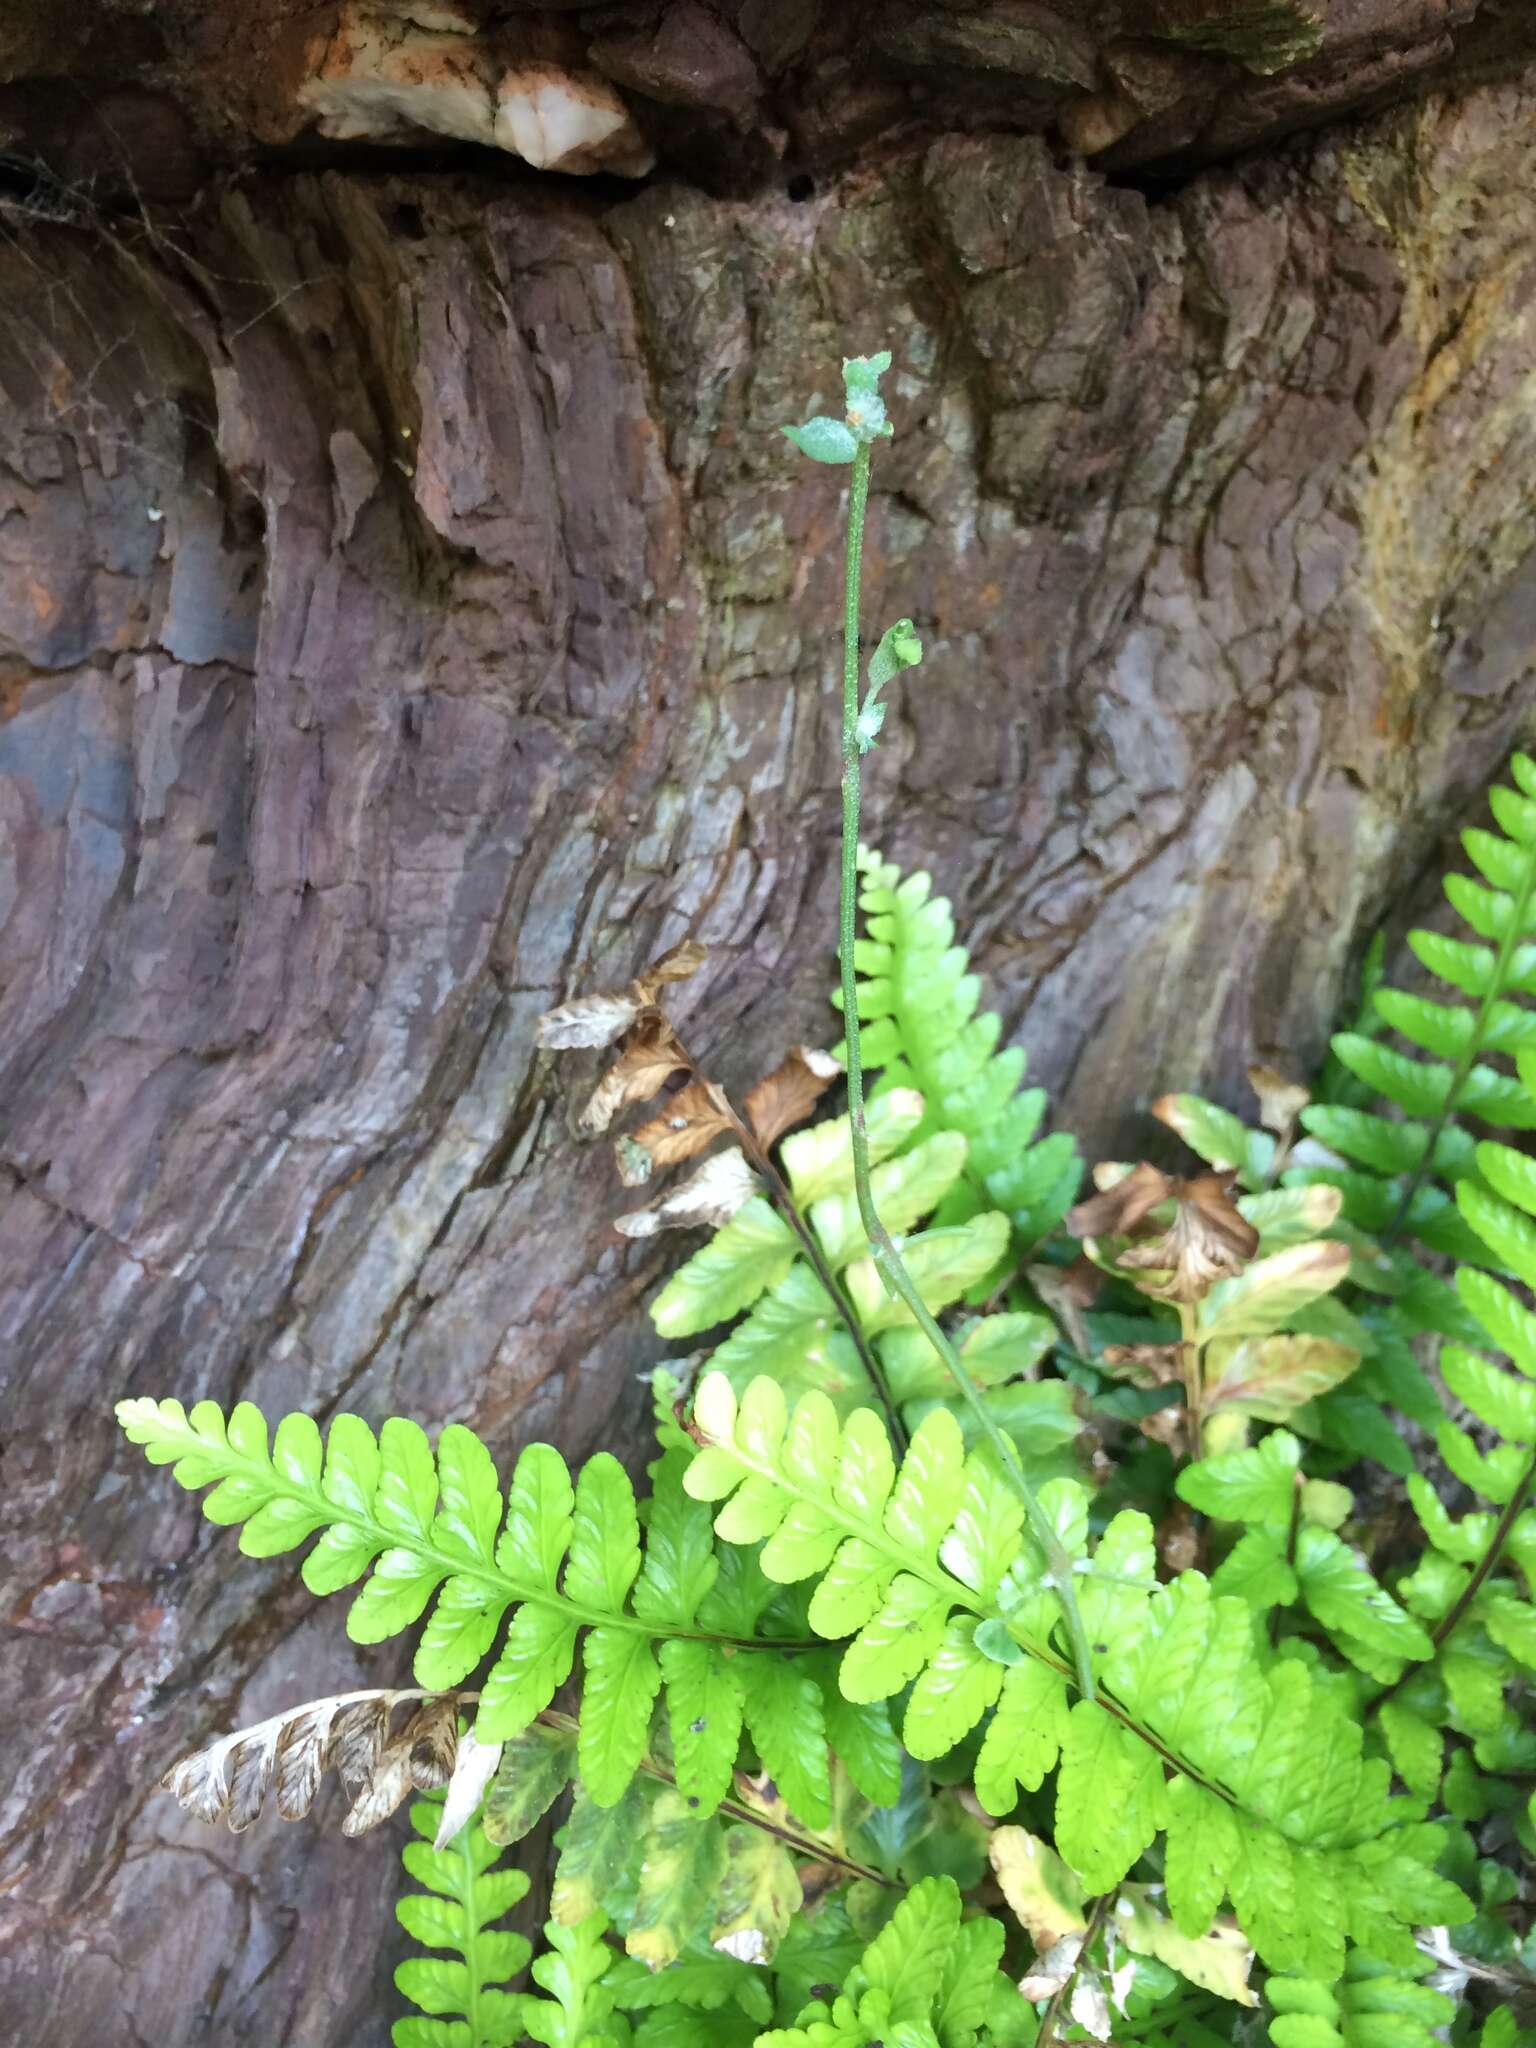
[649, 1088, 1026, 1437]
[649, 1110, 1022, 1422]
[1177, 1430, 1433, 1682]
[1265, 1950, 1454, 2048]
[685, 1372, 1471, 1981]
[651, 1091, 927, 1342]
[1354, 1152, 1536, 1768]
[875, 1311, 1079, 1481]
[753, 1875, 1002, 2048]
[115, 1401, 820, 1816]
[1151, 761, 1536, 1459]
[521, 1911, 627, 2048]
[1158, 1067, 1536, 1938]
[393, 1798, 530, 2048]
[841, 847, 1082, 1249]
[1303, 755, 1536, 1227]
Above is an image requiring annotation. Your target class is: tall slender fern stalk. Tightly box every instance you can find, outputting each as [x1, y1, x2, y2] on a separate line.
[789, 352, 1097, 1700]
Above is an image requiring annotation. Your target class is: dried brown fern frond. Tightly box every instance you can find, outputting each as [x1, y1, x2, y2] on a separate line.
[161, 1687, 499, 1844]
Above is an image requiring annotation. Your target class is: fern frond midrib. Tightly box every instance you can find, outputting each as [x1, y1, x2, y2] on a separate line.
[148, 1408, 804, 1654]
[454, 1812, 487, 2045]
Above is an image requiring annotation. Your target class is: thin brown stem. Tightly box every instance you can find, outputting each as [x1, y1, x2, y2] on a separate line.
[1037, 1892, 1111, 2048]
[1262, 1114, 1299, 1192]
[709, 1786, 897, 1889]
[982, 1262, 1023, 1316]
[1179, 1298, 1203, 1460]
[667, 1027, 906, 1448]
[737, 1120, 907, 1450]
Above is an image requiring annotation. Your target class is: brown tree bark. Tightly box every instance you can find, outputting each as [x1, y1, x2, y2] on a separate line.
[4, 8, 1536, 2037]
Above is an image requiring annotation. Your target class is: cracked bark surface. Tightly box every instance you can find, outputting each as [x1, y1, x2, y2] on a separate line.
[3, 69, 1536, 2046]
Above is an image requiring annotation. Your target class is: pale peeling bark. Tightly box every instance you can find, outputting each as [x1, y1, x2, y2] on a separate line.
[2, 66, 1536, 2044]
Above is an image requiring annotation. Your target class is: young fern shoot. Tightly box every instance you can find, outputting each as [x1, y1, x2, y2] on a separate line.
[784, 351, 1097, 1703]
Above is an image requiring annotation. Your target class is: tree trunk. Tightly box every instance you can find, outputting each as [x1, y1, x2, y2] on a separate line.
[4, 5, 1536, 2039]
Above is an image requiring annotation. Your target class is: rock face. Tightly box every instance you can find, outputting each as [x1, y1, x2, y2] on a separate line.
[2, 5, 1536, 2042]
[3, 0, 1536, 196]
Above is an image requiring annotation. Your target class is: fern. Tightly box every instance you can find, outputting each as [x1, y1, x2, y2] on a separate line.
[653, 1091, 1004, 1364]
[113, 355, 1536, 2044]
[535, 1732, 896, 1971]
[1168, 1027, 1536, 1857]
[1150, 1092, 1448, 1472]
[115, 1400, 823, 1815]
[1264, 1955, 1454, 2048]
[754, 1875, 1005, 2048]
[645, 851, 1083, 1456]
[1176, 1430, 1434, 1683]
[521, 1912, 627, 2048]
[1312, 756, 1536, 1220]
[843, 848, 1082, 1252]
[441, 1698, 888, 1975]
[394, 1798, 530, 2048]
[1072, 1171, 1376, 1462]
[1158, 761, 1536, 1473]
[594, 1878, 1005, 2048]
[1363, 1137, 1536, 1807]
[684, 1371, 1472, 1983]
[649, 1044, 1079, 1475]
[647, 1084, 1064, 1468]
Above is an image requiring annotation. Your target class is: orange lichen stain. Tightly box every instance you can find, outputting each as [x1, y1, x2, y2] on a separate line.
[978, 581, 1001, 608]
[0, 668, 36, 723]
[1373, 698, 1416, 746]
[25, 577, 55, 623]
[309, 1161, 367, 1229]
